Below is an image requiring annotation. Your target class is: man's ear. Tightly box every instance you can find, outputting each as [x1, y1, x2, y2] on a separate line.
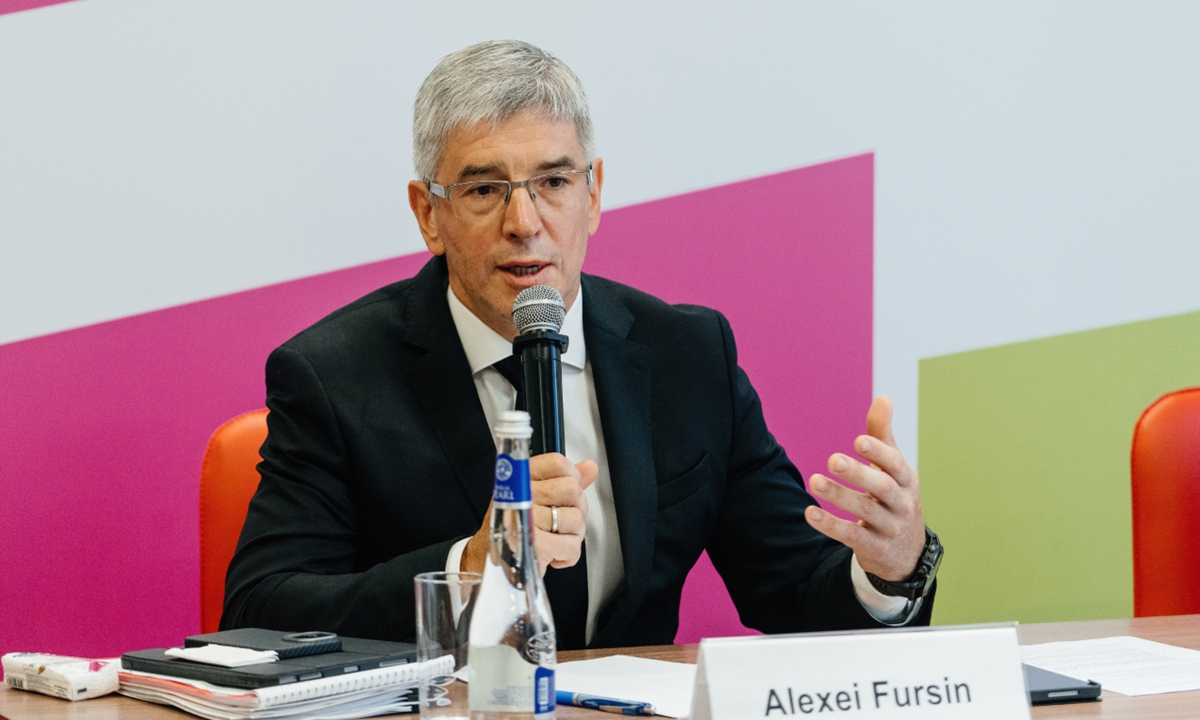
[408, 180, 444, 255]
[587, 157, 604, 236]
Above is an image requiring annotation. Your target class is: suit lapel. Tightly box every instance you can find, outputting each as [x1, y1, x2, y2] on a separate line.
[404, 257, 495, 520]
[581, 275, 657, 645]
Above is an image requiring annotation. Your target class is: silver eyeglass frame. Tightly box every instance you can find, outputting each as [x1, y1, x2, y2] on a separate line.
[426, 164, 594, 213]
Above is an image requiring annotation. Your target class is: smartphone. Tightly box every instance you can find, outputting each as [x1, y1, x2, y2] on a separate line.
[184, 628, 342, 659]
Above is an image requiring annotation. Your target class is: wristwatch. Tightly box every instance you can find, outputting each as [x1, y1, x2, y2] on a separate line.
[866, 526, 943, 602]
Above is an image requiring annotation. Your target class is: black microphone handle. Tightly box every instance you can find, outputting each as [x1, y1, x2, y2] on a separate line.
[513, 330, 569, 456]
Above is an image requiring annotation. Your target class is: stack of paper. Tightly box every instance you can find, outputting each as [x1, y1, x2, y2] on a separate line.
[118, 654, 453, 720]
[1023, 636, 1200, 696]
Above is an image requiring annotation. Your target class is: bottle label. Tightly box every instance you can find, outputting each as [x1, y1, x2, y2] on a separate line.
[468, 643, 555, 714]
[493, 453, 532, 506]
[535, 665, 555, 715]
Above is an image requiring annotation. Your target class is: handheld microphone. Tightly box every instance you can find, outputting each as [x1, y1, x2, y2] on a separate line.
[511, 285, 569, 456]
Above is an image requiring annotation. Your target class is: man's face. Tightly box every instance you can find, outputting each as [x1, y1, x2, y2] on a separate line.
[408, 110, 603, 341]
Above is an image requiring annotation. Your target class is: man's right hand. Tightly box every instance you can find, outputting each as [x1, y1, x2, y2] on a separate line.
[461, 453, 598, 575]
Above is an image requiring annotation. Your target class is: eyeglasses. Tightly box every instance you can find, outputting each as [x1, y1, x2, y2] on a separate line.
[427, 165, 594, 221]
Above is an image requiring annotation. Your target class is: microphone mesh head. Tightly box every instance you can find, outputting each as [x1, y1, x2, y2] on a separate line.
[512, 285, 566, 333]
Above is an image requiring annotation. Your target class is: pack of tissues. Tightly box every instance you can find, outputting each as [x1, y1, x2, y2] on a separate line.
[2, 652, 119, 701]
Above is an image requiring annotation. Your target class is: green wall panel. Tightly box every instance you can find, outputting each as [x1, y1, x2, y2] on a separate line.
[919, 309, 1200, 625]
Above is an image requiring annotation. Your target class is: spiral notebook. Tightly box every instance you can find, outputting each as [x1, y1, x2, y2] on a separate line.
[118, 653, 453, 719]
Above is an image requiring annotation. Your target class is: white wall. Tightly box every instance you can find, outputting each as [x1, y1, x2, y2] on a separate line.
[3, 0, 1198, 464]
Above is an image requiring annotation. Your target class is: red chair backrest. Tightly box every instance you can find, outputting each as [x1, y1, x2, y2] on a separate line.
[199, 409, 269, 633]
[1131, 388, 1200, 617]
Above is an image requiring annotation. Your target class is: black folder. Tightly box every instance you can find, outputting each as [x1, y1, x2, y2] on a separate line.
[121, 636, 417, 689]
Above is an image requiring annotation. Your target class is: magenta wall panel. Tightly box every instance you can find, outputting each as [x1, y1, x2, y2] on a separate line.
[0, 154, 871, 656]
[0, 255, 429, 658]
[0, 0, 75, 16]
[586, 154, 874, 641]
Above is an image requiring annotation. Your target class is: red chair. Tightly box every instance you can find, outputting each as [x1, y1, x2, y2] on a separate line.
[1131, 388, 1200, 617]
[199, 409, 269, 633]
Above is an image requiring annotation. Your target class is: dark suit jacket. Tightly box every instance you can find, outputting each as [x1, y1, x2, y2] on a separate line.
[223, 256, 933, 647]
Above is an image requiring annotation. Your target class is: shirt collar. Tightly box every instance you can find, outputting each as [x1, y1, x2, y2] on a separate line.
[447, 285, 587, 374]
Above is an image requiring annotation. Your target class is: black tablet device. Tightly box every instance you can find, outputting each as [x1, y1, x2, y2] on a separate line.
[121, 636, 417, 689]
[1023, 663, 1102, 705]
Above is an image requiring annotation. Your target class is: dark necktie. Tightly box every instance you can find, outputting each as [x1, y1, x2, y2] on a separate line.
[492, 356, 590, 650]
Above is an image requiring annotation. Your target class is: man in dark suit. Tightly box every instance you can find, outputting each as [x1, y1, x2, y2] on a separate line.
[223, 40, 938, 649]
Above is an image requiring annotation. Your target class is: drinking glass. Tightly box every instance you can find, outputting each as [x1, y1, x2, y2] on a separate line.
[415, 571, 482, 720]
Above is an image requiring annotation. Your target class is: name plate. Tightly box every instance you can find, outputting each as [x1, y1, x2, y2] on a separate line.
[690, 624, 1029, 720]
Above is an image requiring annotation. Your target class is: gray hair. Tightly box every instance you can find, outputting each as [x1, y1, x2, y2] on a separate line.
[413, 40, 595, 181]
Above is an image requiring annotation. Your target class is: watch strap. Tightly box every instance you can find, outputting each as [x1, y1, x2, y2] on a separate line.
[865, 526, 942, 602]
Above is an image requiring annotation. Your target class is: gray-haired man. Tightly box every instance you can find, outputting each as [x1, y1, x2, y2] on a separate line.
[224, 40, 939, 649]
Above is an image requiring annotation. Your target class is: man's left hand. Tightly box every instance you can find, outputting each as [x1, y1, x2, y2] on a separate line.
[803, 395, 926, 582]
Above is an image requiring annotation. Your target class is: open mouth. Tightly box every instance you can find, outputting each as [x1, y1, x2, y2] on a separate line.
[502, 264, 544, 277]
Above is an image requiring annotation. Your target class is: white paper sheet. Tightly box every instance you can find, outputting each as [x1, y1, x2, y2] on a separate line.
[556, 655, 696, 718]
[1022, 636, 1200, 696]
[164, 645, 279, 667]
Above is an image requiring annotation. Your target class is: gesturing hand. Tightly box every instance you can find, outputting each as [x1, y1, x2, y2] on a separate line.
[804, 395, 926, 582]
[461, 453, 598, 576]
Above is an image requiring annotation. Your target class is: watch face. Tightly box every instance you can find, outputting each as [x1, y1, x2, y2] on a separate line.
[921, 547, 944, 595]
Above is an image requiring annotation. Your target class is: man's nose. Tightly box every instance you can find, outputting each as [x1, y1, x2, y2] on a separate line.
[502, 184, 542, 238]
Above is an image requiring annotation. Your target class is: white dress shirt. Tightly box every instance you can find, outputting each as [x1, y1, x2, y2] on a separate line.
[444, 286, 910, 642]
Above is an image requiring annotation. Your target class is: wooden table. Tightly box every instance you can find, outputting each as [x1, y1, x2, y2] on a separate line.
[3, 615, 1198, 719]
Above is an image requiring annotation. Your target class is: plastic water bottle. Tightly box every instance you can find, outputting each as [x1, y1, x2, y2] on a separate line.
[469, 410, 556, 720]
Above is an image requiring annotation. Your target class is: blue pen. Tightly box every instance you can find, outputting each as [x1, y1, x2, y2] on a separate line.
[556, 690, 656, 715]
